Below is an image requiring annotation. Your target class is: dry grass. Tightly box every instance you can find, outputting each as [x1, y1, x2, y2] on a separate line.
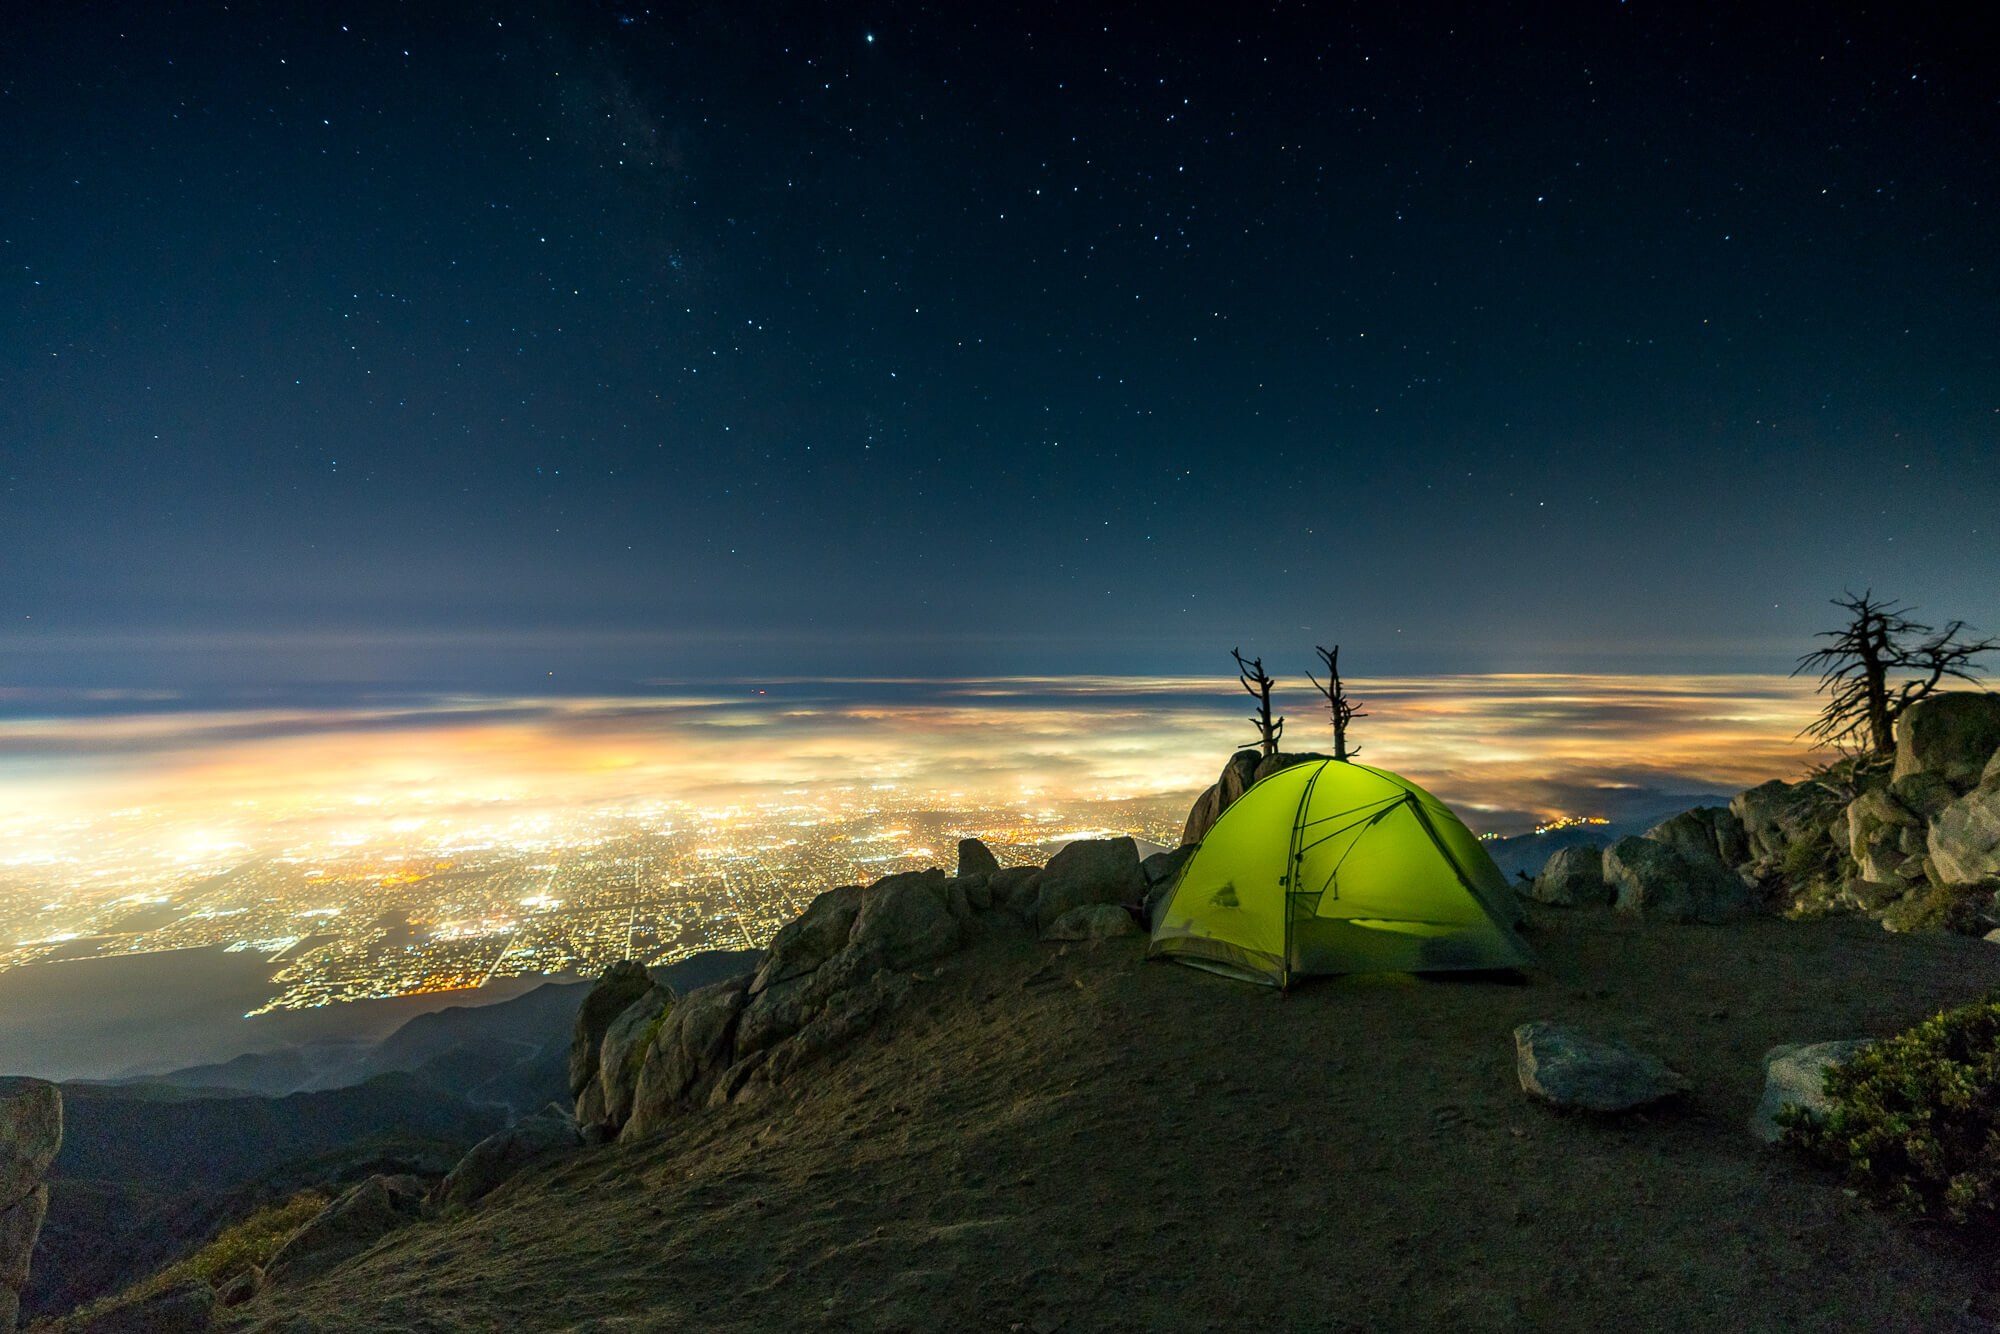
[237, 909, 2000, 1332]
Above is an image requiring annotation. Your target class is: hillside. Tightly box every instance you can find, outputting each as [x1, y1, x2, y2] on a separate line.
[235, 908, 2000, 1331]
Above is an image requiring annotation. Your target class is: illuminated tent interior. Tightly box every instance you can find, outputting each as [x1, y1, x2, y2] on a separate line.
[1149, 759, 1535, 987]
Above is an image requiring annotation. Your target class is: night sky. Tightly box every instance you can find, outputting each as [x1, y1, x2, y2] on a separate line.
[4, 2, 1996, 691]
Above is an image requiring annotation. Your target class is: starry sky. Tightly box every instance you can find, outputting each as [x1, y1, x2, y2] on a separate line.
[4, 2, 1996, 693]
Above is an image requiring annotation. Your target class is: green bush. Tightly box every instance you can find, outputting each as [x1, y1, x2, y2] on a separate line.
[1779, 826, 1833, 885]
[1781, 996, 2000, 1225]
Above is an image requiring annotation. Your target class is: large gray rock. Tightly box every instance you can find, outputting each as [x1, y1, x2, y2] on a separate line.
[568, 960, 654, 1100]
[435, 1110, 581, 1211]
[0, 1078, 59, 1331]
[1890, 771, 1958, 823]
[988, 866, 1043, 917]
[1894, 691, 2000, 793]
[1845, 787, 1924, 885]
[1645, 806, 1748, 870]
[1930, 775, 2000, 886]
[1749, 1039, 1873, 1144]
[1514, 1021, 1689, 1114]
[1730, 779, 1827, 862]
[1042, 903, 1141, 941]
[847, 870, 960, 970]
[1034, 837, 1145, 931]
[266, 1173, 426, 1283]
[1530, 845, 1612, 907]
[956, 837, 1001, 878]
[626, 974, 754, 1138]
[593, 986, 672, 1132]
[753, 883, 865, 995]
[1603, 835, 1753, 923]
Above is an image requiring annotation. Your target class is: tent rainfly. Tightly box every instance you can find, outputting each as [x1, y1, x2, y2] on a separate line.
[1148, 759, 1534, 987]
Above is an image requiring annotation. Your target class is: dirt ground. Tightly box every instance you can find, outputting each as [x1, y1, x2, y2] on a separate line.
[242, 907, 2000, 1332]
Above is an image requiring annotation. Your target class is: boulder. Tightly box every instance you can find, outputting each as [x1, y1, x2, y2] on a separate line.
[626, 974, 754, 1137]
[1513, 1021, 1688, 1114]
[847, 870, 960, 970]
[0, 1078, 59, 1330]
[72, 1280, 214, 1334]
[1890, 771, 1958, 823]
[1645, 806, 1748, 870]
[956, 837, 1001, 878]
[1034, 837, 1146, 931]
[1182, 749, 1264, 844]
[1844, 788, 1923, 885]
[1893, 691, 2000, 793]
[568, 960, 654, 1099]
[742, 971, 914, 1097]
[1530, 845, 1612, 907]
[1251, 750, 1331, 784]
[988, 866, 1043, 917]
[1730, 779, 1827, 862]
[594, 986, 672, 1131]
[267, 1173, 427, 1283]
[1749, 1039, 1873, 1144]
[1603, 835, 1753, 923]
[1930, 775, 2000, 886]
[752, 883, 865, 995]
[435, 1111, 581, 1211]
[1042, 903, 1141, 941]
[1141, 844, 1196, 888]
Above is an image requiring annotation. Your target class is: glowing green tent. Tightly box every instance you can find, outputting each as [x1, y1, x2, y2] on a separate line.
[1149, 759, 1533, 987]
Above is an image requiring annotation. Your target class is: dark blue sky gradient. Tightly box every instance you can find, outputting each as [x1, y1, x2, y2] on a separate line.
[3, 2, 1995, 690]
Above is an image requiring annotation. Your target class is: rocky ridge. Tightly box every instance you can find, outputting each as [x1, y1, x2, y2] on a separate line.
[1526, 691, 2000, 936]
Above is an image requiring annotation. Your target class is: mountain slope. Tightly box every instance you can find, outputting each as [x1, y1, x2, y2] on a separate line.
[241, 910, 2000, 1331]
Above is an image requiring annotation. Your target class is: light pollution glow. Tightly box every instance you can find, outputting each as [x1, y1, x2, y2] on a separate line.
[0, 674, 1826, 870]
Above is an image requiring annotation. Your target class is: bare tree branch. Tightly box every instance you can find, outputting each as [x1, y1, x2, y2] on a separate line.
[1231, 648, 1284, 757]
[1792, 591, 1998, 756]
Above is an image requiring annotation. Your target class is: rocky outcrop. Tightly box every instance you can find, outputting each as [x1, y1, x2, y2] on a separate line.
[1530, 845, 1612, 907]
[1180, 750, 1333, 846]
[435, 1108, 581, 1210]
[1032, 837, 1145, 932]
[1645, 806, 1747, 871]
[1042, 903, 1141, 940]
[1893, 692, 2000, 793]
[1841, 786, 1925, 887]
[1929, 764, 2000, 886]
[587, 985, 672, 1132]
[0, 1078, 59, 1332]
[1514, 1022, 1688, 1114]
[1603, 835, 1752, 923]
[1181, 750, 1262, 844]
[956, 837, 1001, 878]
[568, 960, 653, 1103]
[1731, 779, 1833, 865]
[267, 1173, 427, 1283]
[1749, 1039, 1872, 1144]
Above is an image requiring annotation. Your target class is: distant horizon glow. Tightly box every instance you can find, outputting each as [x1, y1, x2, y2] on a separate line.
[0, 674, 1827, 873]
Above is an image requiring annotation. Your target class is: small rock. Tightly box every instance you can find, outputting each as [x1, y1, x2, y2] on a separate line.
[1041, 903, 1141, 941]
[1513, 1021, 1688, 1114]
[1749, 1040, 1873, 1144]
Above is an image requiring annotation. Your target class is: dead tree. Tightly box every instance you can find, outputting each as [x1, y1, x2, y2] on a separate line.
[1231, 648, 1283, 757]
[1306, 644, 1366, 761]
[1793, 590, 1999, 758]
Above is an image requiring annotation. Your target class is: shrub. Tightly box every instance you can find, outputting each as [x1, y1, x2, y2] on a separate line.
[1779, 826, 1833, 885]
[1878, 881, 1995, 936]
[1781, 996, 2000, 1225]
